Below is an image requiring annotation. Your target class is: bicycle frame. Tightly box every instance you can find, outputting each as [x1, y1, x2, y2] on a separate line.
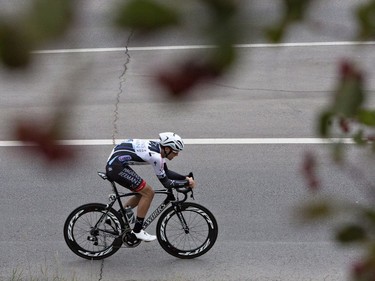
[98, 172, 190, 235]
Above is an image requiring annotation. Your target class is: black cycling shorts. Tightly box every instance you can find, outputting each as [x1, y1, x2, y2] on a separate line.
[106, 160, 146, 192]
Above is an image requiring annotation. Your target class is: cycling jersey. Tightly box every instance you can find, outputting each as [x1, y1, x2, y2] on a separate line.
[106, 139, 189, 189]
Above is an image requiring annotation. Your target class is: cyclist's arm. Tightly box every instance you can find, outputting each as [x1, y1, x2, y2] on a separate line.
[164, 164, 195, 188]
[148, 152, 190, 189]
[158, 174, 189, 189]
[164, 163, 186, 180]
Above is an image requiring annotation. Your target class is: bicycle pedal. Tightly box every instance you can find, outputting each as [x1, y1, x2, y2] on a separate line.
[122, 232, 141, 247]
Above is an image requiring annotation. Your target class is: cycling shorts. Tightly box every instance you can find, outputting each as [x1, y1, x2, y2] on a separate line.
[106, 160, 146, 192]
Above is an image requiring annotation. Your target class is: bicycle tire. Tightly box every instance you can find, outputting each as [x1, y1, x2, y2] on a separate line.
[156, 202, 218, 259]
[63, 203, 124, 260]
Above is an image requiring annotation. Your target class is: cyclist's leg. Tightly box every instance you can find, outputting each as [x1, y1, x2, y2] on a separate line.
[124, 194, 141, 209]
[106, 162, 148, 209]
[131, 184, 156, 241]
[106, 163, 156, 241]
[135, 184, 154, 218]
[106, 161, 143, 189]
[116, 171, 154, 219]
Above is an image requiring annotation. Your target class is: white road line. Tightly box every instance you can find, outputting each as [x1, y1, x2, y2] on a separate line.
[0, 138, 355, 147]
[31, 41, 375, 54]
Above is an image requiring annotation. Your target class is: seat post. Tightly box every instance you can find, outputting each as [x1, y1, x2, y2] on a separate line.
[110, 181, 117, 193]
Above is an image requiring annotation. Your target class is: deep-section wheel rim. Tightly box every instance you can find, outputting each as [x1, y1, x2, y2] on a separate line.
[64, 203, 123, 260]
[157, 202, 218, 259]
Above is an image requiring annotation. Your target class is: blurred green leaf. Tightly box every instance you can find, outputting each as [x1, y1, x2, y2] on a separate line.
[266, 0, 312, 43]
[265, 25, 285, 43]
[370, 242, 375, 257]
[358, 109, 375, 127]
[335, 224, 367, 244]
[201, 0, 237, 19]
[209, 44, 236, 72]
[363, 209, 375, 226]
[356, 0, 375, 39]
[333, 78, 364, 118]
[296, 200, 332, 222]
[115, 0, 179, 31]
[0, 22, 31, 68]
[0, 0, 73, 69]
[28, 0, 74, 40]
[284, 0, 312, 21]
[353, 130, 367, 145]
[318, 111, 333, 137]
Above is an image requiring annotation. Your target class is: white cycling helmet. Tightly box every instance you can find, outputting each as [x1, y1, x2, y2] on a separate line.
[159, 132, 184, 152]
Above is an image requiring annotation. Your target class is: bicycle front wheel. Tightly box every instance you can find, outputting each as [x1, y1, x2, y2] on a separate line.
[156, 202, 218, 259]
[63, 203, 124, 260]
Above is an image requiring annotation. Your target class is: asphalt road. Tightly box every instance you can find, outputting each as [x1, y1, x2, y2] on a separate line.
[1, 1, 374, 280]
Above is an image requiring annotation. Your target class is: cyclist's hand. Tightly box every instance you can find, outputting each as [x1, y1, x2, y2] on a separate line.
[186, 177, 196, 188]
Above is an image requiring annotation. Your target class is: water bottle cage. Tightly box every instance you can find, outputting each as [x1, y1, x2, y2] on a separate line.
[108, 194, 116, 202]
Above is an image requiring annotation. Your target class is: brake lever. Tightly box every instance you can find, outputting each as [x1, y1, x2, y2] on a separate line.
[187, 172, 195, 199]
[190, 188, 195, 200]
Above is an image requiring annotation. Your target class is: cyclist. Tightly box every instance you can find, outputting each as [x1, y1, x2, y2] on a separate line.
[106, 132, 196, 242]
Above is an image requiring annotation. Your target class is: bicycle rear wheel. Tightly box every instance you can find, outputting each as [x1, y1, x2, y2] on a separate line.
[156, 202, 218, 259]
[63, 203, 124, 260]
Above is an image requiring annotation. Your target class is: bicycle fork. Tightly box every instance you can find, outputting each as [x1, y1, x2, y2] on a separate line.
[173, 204, 190, 234]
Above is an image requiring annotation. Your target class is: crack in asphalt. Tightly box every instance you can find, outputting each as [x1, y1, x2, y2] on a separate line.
[100, 30, 134, 281]
[98, 259, 105, 281]
[112, 31, 134, 145]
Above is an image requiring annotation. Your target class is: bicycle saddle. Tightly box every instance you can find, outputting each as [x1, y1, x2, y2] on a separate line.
[97, 171, 109, 181]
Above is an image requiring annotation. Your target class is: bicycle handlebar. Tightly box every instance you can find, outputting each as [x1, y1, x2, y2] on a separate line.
[175, 186, 191, 194]
[173, 172, 194, 199]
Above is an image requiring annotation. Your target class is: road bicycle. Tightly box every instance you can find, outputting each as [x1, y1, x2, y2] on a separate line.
[63, 172, 218, 260]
